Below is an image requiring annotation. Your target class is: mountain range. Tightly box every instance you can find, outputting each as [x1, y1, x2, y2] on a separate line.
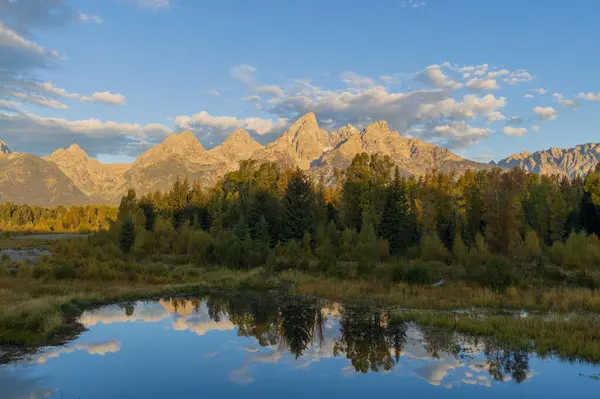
[0, 113, 598, 206]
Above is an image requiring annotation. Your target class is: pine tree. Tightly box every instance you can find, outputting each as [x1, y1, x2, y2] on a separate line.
[281, 170, 314, 242]
[168, 177, 191, 228]
[381, 168, 417, 255]
[119, 216, 136, 253]
[254, 215, 270, 246]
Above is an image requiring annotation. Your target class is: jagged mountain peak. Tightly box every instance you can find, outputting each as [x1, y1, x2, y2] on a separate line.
[0, 139, 11, 155]
[224, 128, 253, 144]
[47, 143, 90, 162]
[161, 130, 204, 150]
[330, 123, 360, 148]
[362, 120, 392, 136]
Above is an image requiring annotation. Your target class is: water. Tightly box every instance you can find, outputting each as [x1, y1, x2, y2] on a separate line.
[2, 292, 600, 398]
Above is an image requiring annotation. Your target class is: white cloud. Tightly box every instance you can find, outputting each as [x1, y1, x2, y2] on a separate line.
[486, 111, 506, 123]
[175, 110, 288, 135]
[77, 12, 103, 25]
[401, 0, 427, 8]
[486, 69, 510, 79]
[0, 20, 60, 58]
[0, 111, 170, 156]
[243, 95, 261, 102]
[473, 64, 489, 76]
[134, 0, 173, 11]
[553, 93, 579, 108]
[524, 94, 534, 99]
[342, 71, 375, 88]
[533, 106, 557, 120]
[231, 64, 256, 85]
[418, 94, 506, 120]
[39, 82, 81, 99]
[465, 78, 499, 91]
[431, 122, 492, 146]
[578, 92, 600, 102]
[253, 85, 284, 97]
[415, 64, 463, 90]
[503, 126, 528, 136]
[12, 91, 68, 109]
[531, 88, 547, 95]
[532, 124, 540, 132]
[81, 91, 126, 105]
[463, 73, 471, 79]
[206, 89, 221, 97]
[503, 70, 533, 85]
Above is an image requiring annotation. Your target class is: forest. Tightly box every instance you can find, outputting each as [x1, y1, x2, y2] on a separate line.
[3, 153, 600, 291]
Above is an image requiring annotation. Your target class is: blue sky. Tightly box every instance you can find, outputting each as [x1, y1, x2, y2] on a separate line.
[1, 0, 600, 163]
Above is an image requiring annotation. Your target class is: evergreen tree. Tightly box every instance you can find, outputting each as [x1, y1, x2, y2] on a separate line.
[381, 167, 416, 255]
[119, 216, 136, 253]
[281, 170, 314, 242]
[168, 177, 191, 228]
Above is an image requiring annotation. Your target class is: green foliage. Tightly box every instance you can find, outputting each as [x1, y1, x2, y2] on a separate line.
[477, 257, 515, 291]
[381, 168, 417, 255]
[281, 170, 315, 242]
[118, 217, 136, 253]
[356, 223, 378, 275]
[419, 233, 451, 263]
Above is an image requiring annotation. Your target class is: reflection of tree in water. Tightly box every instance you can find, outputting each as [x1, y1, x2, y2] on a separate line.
[334, 305, 408, 373]
[119, 302, 135, 317]
[485, 344, 530, 383]
[279, 296, 321, 358]
[420, 326, 462, 359]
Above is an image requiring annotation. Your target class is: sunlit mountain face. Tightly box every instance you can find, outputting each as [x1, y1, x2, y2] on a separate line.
[2, 292, 599, 398]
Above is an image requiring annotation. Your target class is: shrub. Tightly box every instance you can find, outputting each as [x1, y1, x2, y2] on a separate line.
[570, 270, 600, 290]
[53, 264, 77, 280]
[32, 261, 53, 279]
[477, 256, 515, 291]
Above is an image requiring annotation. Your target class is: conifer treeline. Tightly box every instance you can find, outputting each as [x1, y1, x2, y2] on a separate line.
[113, 154, 600, 271]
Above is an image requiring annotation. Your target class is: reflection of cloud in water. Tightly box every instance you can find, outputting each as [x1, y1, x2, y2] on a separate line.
[203, 351, 218, 358]
[28, 341, 120, 364]
[79, 303, 169, 327]
[0, 368, 55, 399]
[229, 364, 255, 385]
[171, 307, 235, 337]
[415, 362, 463, 387]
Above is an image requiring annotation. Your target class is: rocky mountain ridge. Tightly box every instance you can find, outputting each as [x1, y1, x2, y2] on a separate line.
[1, 113, 507, 205]
[494, 143, 600, 179]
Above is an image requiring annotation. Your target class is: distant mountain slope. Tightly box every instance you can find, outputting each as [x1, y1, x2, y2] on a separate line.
[494, 143, 600, 179]
[0, 153, 89, 206]
[44, 144, 129, 202]
[117, 131, 228, 198]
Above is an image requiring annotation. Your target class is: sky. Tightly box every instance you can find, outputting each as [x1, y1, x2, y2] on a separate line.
[1, 0, 600, 164]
